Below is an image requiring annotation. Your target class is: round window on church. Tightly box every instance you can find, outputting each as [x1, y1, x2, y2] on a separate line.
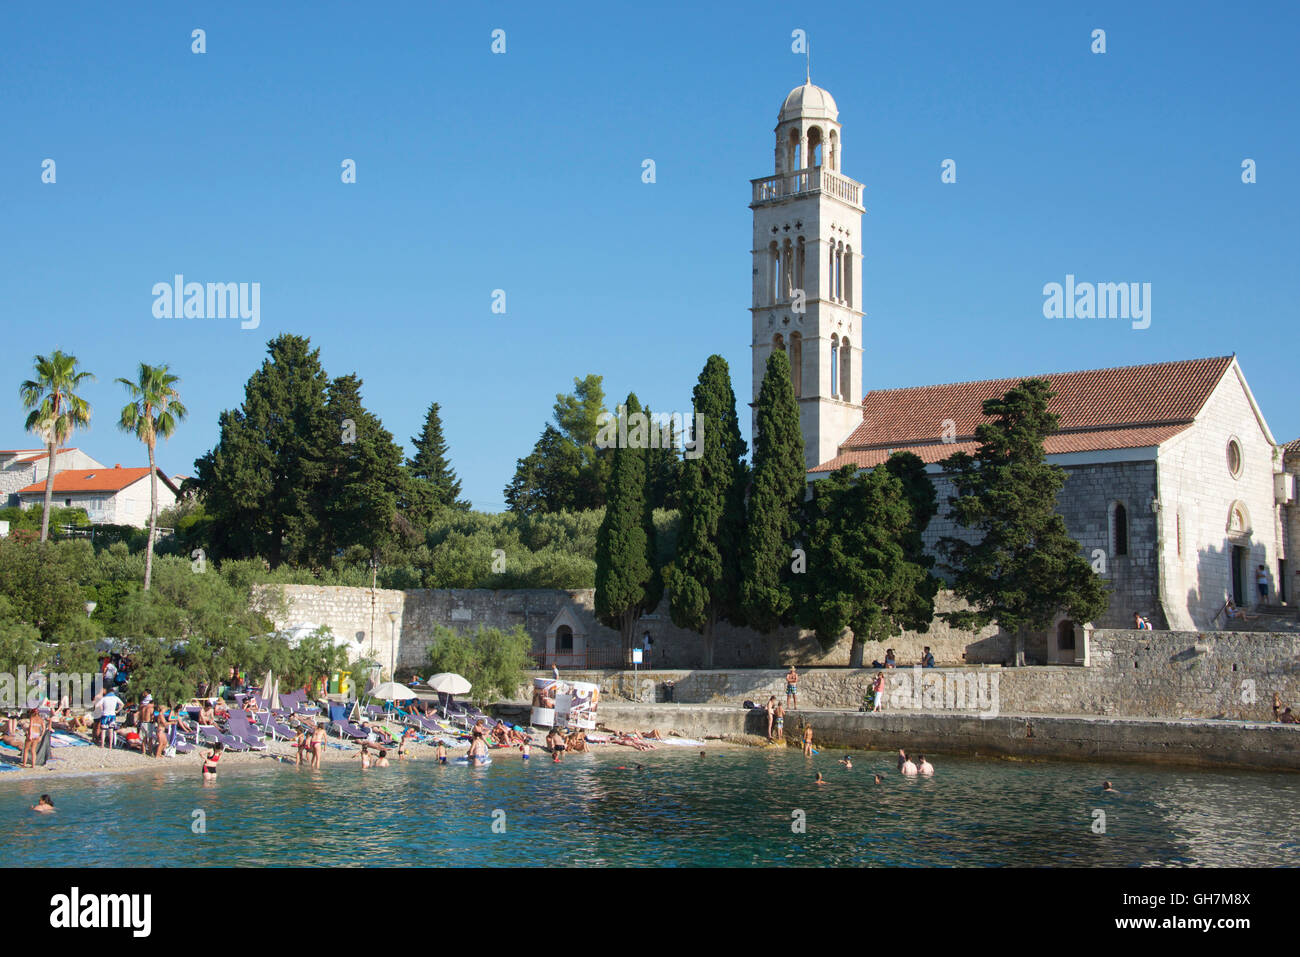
[1227, 438, 1242, 479]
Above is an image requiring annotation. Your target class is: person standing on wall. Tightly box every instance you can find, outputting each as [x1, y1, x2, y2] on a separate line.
[1257, 565, 1270, 605]
[642, 631, 653, 667]
[785, 666, 799, 711]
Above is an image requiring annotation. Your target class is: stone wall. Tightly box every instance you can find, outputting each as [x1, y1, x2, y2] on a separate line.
[511, 630, 1300, 723]
[257, 584, 1009, 675]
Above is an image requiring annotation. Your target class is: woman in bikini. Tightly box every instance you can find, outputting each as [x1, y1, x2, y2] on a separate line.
[311, 723, 327, 769]
[21, 708, 46, 768]
[202, 742, 223, 782]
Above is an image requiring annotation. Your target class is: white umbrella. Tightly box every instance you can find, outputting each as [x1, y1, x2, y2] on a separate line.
[261, 670, 280, 711]
[426, 673, 471, 695]
[370, 681, 415, 701]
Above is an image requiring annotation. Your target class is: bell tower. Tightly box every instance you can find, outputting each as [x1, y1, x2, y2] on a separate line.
[750, 80, 865, 471]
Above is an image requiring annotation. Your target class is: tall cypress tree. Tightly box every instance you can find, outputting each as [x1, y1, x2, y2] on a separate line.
[193, 335, 332, 567]
[665, 355, 749, 667]
[318, 373, 408, 562]
[407, 402, 468, 524]
[938, 378, 1109, 664]
[594, 393, 662, 665]
[741, 350, 806, 632]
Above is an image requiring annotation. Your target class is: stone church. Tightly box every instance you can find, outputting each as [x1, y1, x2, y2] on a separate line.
[750, 80, 1300, 649]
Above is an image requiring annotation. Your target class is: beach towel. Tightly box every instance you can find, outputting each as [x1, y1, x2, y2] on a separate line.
[654, 738, 704, 747]
[0, 764, 16, 772]
[51, 732, 91, 748]
[34, 726, 51, 766]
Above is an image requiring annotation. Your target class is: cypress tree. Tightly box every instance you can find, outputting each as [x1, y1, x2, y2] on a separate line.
[594, 393, 662, 665]
[741, 350, 806, 632]
[664, 355, 749, 667]
[938, 378, 1110, 664]
[318, 373, 408, 562]
[407, 402, 468, 523]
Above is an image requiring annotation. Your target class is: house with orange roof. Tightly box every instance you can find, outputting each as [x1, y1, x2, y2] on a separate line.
[0, 447, 105, 504]
[13, 464, 178, 527]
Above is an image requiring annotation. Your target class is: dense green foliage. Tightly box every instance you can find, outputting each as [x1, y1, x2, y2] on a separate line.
[594, 394, 662, 661]
[740, 350, 806, 633]
[938, 378, 1110, 657]
[405, 402, 469, 521]
[19, 350, 95, 542]
[426, 624, 532, 703]
[664, 356, 750, 667]
[504, 375, 612, 514]
[797, 463, 940, 662]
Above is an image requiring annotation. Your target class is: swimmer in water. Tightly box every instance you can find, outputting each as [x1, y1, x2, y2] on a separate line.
[916, 755, 934, 776]
[32, 794, 55, 813]
[898, 749, 918, 776]
[873, 774, 883, 784]
[436, 742, 448, 765]
[839, 755, 853, 769]
[814, 772, 826, 785]
[521, 741, 531, 760]
[1102, 780, 1118, 793]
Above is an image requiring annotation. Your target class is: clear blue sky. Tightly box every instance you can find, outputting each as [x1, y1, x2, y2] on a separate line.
[3, 1, 1296, 510]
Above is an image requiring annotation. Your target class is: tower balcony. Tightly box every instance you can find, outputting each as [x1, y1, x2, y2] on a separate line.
[751, 166, 864, 210]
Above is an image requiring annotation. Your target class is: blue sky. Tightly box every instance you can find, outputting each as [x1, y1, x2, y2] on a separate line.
[3, 1, 1296, 510]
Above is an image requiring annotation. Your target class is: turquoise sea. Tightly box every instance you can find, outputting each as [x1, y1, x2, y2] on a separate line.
[2, 747, 1298, 867]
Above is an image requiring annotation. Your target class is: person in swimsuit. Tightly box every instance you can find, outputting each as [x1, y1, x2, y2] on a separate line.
[436, 742, 448, 764]
[898, 749, 917, 776]
[814, 773, 826, 785]
[773, 704, 785, 741]
[520, 741, 531, 760]
[202, 742, 223, 781]
[293, 728, 309, 766]
[356, 743, 372, 769]
[374, 749, 390, 768]
[765, 696, 777, 740]
[785, 667, 799, 711]
[398, 727, 416, 760]
[916, 755, 934, 776]
[839, 755, 853, 769]
[21, 707, 45, 768]
[468, 732, 489, 764]
[32, 794, 55, 813]
[311, 723, 327, 769]
[802, 725, 814, 757]
[872, 672, 886, 712]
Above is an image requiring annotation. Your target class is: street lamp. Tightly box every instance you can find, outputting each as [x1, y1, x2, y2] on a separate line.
[387, 611, 398, 682]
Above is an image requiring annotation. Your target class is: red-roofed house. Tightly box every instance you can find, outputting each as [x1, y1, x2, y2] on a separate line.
[1, 448, 105, 504]
[14, 465, 178, 527]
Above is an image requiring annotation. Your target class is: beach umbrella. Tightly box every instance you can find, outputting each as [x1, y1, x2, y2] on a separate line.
[370, 681, 416, 701]
[426, 673, 471, 696]
[261, 670, 280, 711]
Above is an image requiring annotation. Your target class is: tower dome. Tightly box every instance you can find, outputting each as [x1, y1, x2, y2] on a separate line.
[779, 82, 839, 123]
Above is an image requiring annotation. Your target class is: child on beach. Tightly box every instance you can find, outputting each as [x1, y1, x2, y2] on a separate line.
[355, 744, 372, 770]
[520, 741, 531, 760]
[398, 727, 416, 760]
[436, 741, 448, 765]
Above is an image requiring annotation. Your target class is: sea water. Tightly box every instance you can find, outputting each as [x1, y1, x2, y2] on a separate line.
[2, 748, 1298, 867]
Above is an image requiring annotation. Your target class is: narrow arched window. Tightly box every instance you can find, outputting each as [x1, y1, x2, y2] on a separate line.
[830, 334, 840, 398]
[557, 625, 574, 653]
[773, 333, 785, 353]
[789, 333, 803, 397]
[835, 244, 843, 300]
[840, 337, 851, 401]
[1113, 503, 1129, 556]
[796, 237, 806, 295]
[828, 130, 839, 171]
[769, 242, 780, 303]
[844, 246, 853, 308]
[828, 243, 835, 300]
[782, 240, 794, 299]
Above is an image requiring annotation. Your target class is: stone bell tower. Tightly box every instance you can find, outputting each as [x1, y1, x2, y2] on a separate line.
[749, 80, 865, 470]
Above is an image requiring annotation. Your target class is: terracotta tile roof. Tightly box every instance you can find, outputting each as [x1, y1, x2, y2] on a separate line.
[15, 466, 175, 495]
[1283, 438, 1300, 456]
[2, 447, 77, 465]
[812, 356, 1233, 473]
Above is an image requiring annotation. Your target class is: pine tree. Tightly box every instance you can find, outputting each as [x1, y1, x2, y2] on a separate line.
[796, 463, 940, 665]
[317, 373, 408, 562]
[938, 378, 1110, 664]
[741, 350, 806, 632]
[193, 335, 332, 567]
[664, 355, 749, 667]
[504, 374, 610, 514]
[594, 394, 662, 664]
[644, 408, 683, 511]
[407, 402, 468, 524]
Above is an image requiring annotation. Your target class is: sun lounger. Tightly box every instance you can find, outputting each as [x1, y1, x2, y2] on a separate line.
[332, 720, 368, 740]
[167, 725, 195, 754]
[198, 724, 250, 752]
[225, 713, 269, 751]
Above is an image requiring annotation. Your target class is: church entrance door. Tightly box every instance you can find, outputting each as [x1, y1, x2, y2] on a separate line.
[1231, 546, 1247, 606]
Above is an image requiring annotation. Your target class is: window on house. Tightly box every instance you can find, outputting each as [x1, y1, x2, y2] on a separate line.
[1227, 439, 1242, 478]
[1113, 503, 1128, 556]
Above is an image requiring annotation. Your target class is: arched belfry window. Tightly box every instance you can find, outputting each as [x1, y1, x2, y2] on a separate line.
[796, 237, 806, 294]
[808, 127, 823, 168]
[782, 240, 794, 299]
[828, 130, 839, 171]
[830, 334, 840, 398]
[828, 243, 835, 300]
[788, 130, 800, 171]
[789, 333, 803, 397]
[1112, 502, 1129, 557]
[840, 337, 851, 401]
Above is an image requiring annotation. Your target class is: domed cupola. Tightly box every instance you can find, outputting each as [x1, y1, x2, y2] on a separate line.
[774, 80, 842, 174]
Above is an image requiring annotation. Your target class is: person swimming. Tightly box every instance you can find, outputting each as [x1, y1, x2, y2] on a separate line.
[814, 772, 826, 785]
[31, 794, 55, 813]
[898, 749, 918, 776]
[839, 755, 853, 769]
[873, 774, 883, 784]
[916, 755, 934, 776]
[1102, 780, 1119, 793]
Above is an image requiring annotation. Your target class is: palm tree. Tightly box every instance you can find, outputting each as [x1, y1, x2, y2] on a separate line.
[117, 363, 187, 590]
[19, 351, 95, 542]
